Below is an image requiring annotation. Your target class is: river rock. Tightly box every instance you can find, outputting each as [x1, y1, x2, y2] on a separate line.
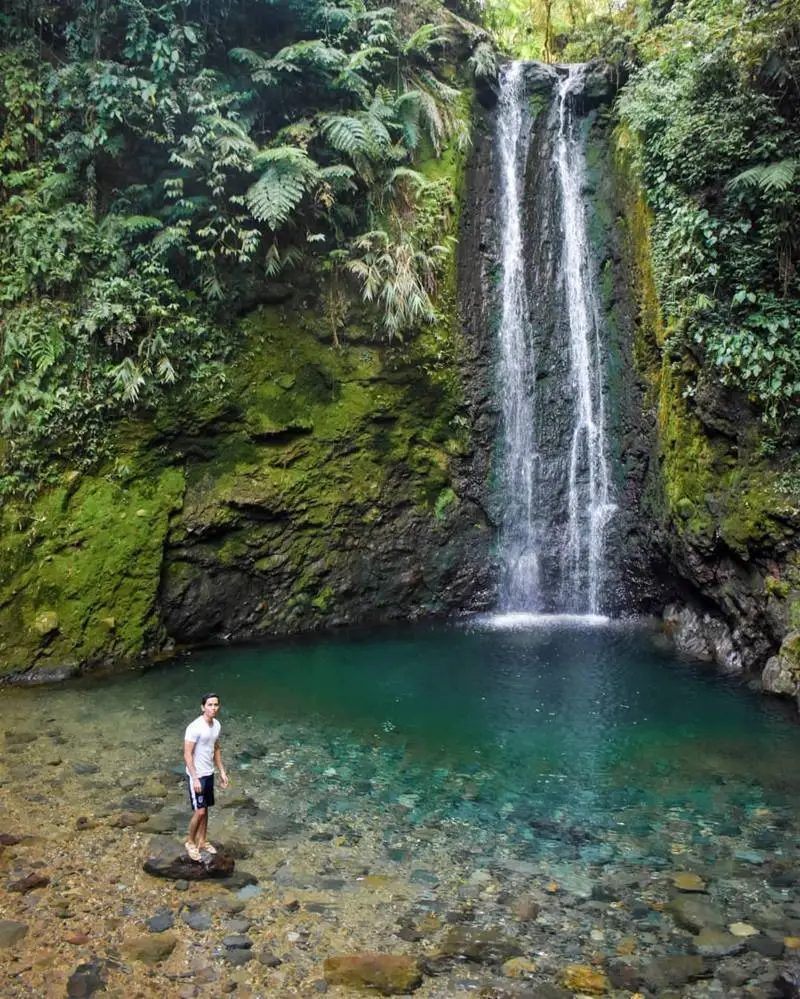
[223, 934, 252, 949]
[439, 926, 524, 964]
[749, 934, 785, 957]
[641, 955, 712, 991]
[775, 966, 800, 998]
[561, 964, 609, 994]
[668, 894, 726, 932]
[223, 949, 254, 966]
[503, 956, 537, 978]
[691, 929, 746, 957]
[323, 954, 422, 995]
[66, 960, 107, 998]
[729, 921, 759, 937]
[0, 920, 28, 948]
[147, 909, 175, 933]
[123, 931, 178, 964]
[143, 839, 235, 880]
[182, 909, 212, 931]
[7, 871, 49, 893]
[110, 811, 149, 828]
[673, 872, 706, 892]
[510, 894, 541, 920]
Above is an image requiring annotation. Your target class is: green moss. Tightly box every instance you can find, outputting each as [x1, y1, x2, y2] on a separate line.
[0, 105, 477, 671]
[0, 466, 184, 677]
[434, 487, 458, 521]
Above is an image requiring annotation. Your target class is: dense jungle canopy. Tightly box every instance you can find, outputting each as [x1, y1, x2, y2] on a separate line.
[1, 0, 799, 497]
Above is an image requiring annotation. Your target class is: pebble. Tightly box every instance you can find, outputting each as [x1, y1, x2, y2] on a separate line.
[673, 872, 707, 892]
[729, 921, 759, 937]
[66, 960, 106, 997]
[223, 934, 252, 949]
[147, 910, 175, 933]
[734, 850, 765, 865]
[0, 919, 29, 948]
[182, 910, 212, 931]
[223, 948, 254, 966]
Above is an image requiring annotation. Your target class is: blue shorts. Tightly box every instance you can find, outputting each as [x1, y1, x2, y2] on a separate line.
[188, 774, 215, 811]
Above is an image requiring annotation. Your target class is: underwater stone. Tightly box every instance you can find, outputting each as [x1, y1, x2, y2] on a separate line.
[122, 932, 178, 964]
[323, 954, 422, 995]
[0, 920, 28, 948]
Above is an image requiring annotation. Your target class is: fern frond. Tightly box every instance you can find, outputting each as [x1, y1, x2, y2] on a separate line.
[247, 157, 317, 229]
[728, 159, 797, 194]
[271, 40, 347, 73]
[321, 114, 368, 156]
[468, 41, 499, 82]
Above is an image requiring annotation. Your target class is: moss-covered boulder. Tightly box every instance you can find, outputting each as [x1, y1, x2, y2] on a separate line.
[0, 468, 184, 681]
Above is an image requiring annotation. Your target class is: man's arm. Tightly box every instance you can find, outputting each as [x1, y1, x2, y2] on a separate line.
[213, 740, 229, 788]
[184, 740, 201, 791]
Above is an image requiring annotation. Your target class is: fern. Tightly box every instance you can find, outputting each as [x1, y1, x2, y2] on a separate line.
[728, 159, 798, 194]
[468, 41, 498, 82]
[247, 146, 320, 229]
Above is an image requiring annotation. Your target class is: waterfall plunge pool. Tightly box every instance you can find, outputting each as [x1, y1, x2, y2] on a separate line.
[4, 619, 800, 994]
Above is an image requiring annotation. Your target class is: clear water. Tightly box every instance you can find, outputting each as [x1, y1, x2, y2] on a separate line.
[8, 619, 800, 875]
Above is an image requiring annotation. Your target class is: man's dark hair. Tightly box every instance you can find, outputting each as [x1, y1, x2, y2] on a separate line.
[201, 692, 220, 706]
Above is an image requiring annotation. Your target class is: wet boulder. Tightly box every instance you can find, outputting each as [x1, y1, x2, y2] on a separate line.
[143, 838, 235, 881]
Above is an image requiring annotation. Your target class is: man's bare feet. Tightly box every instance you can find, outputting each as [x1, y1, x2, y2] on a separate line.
[184, 841, 202, 862]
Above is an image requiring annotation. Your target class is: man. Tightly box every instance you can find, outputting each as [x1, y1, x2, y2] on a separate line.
[184, 692, 229, 861]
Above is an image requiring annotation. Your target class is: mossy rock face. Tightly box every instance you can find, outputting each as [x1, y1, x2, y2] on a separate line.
[0, 114, 496, 679]
[0, 468, 184, 680]
[159, 304, 493, 643]
[612, 126, 800, 677]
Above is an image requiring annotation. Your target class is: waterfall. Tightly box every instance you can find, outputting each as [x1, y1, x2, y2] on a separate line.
[496, 62, 541, 611]
[495, 62, 615, 616]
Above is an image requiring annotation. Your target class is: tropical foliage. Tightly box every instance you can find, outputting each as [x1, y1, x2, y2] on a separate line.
[579, 0, 800, 423]
[0, 0, 486, 490]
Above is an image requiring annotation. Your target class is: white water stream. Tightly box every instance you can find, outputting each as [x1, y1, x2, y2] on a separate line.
[496, 62, 615, 615]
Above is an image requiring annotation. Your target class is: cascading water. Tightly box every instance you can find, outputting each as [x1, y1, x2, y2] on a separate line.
[495, 62, 541, 611]
[495, 62, 615, 617]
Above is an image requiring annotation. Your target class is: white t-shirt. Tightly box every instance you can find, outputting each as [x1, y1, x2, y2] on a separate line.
[184, 717, 221, 778]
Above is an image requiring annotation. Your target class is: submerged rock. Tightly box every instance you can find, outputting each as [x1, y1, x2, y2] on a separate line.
[668, 894, 727, 933]
[7, 871, 50, 893]
[438, 926, 524, 964]
[122, 932, 178, 964]
[561, 964, 610, 994]
[0, 920, 28, 948]
[323, 954, 422, 995]
[66, 961, 107, 998]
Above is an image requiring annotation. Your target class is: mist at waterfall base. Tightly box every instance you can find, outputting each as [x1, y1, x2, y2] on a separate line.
[19, 620, 800, 875]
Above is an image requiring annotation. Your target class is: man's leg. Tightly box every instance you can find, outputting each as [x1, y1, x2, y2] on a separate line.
[197, 808, 209, 846]
[188, 807, 206, 846]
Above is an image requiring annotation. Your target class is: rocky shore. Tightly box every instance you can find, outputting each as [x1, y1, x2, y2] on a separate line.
[4, 687, 800, 999]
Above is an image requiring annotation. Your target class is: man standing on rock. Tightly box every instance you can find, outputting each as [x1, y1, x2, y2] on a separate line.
[184, 692, 228, 861]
